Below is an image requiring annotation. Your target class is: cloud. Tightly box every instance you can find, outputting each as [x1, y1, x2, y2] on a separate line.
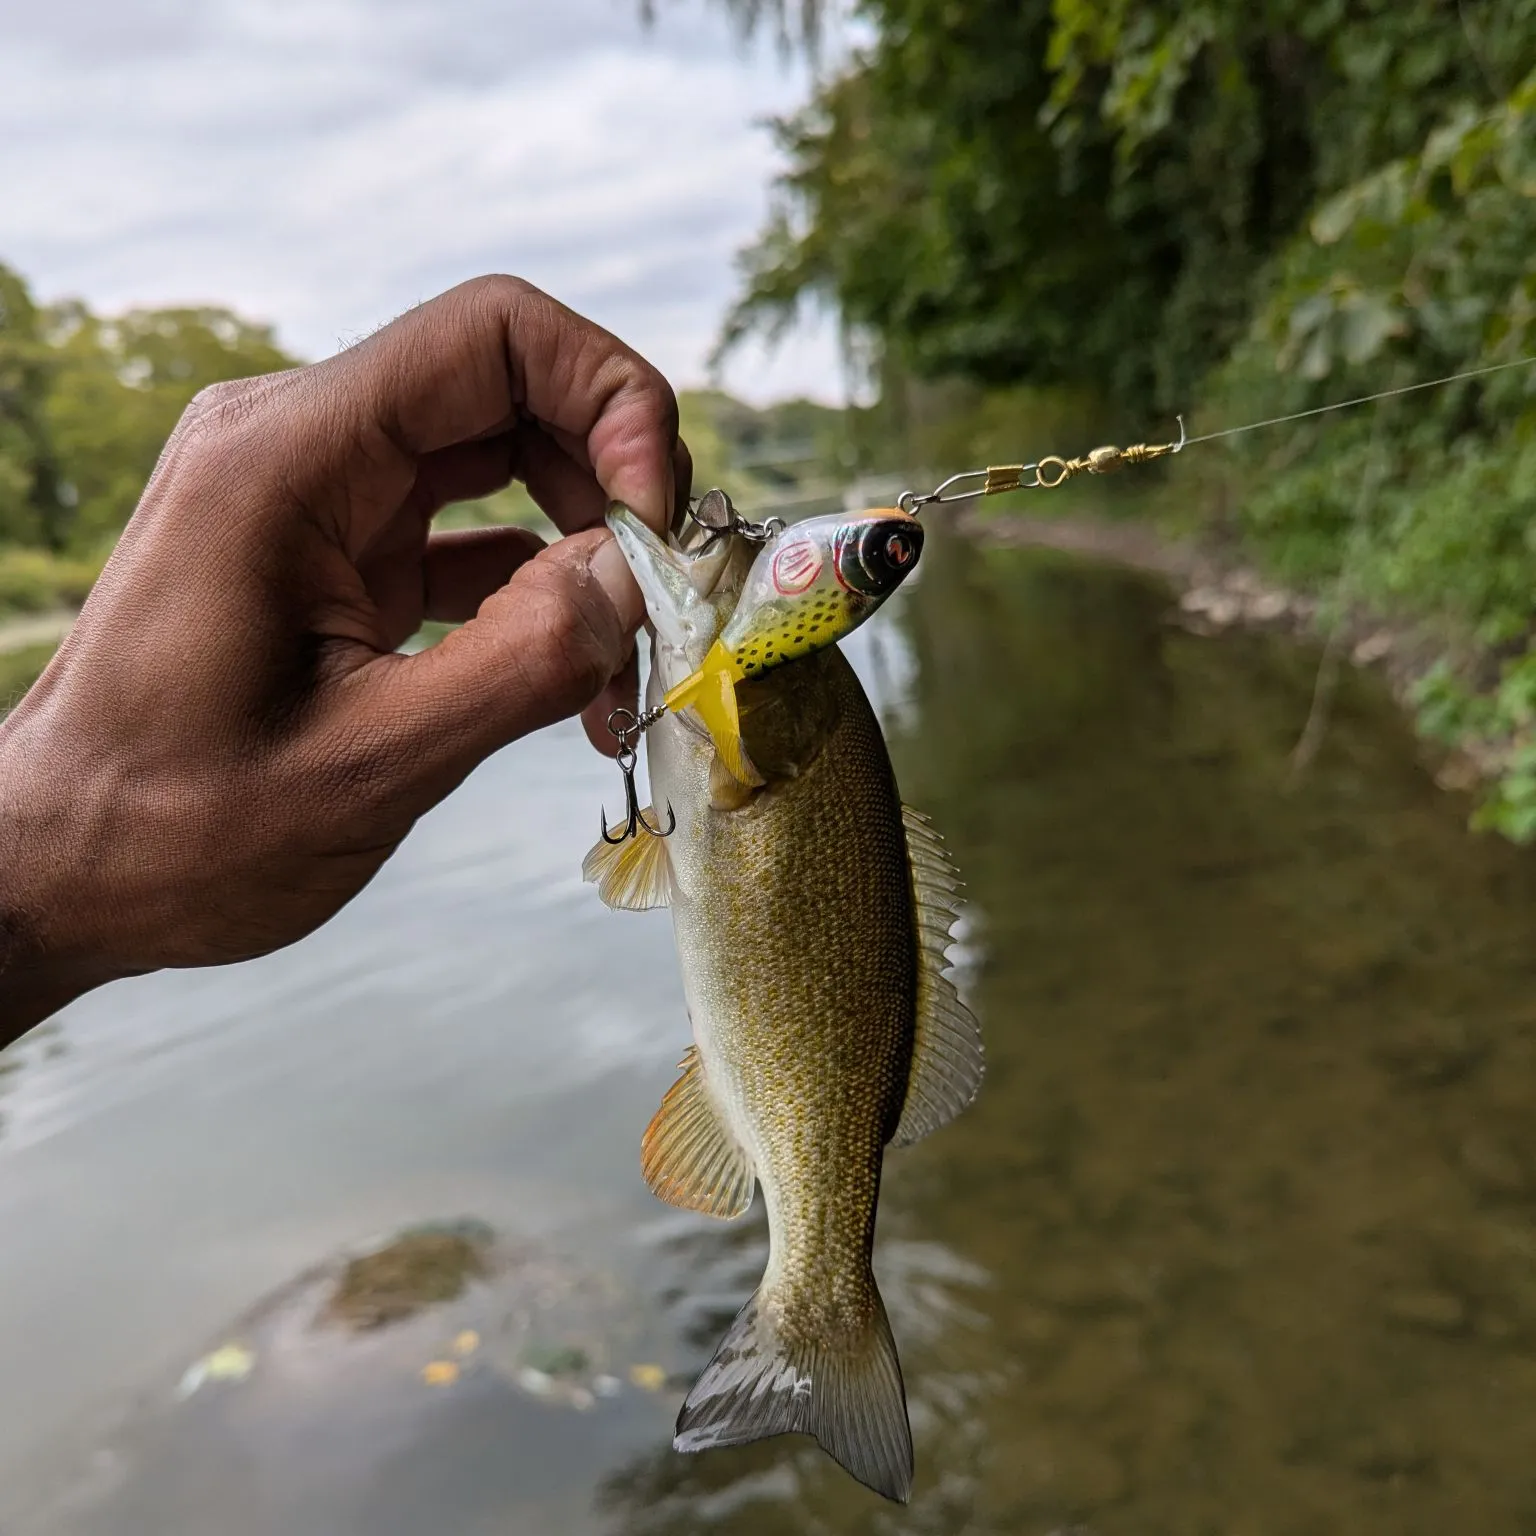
[0, 0, 851, 402]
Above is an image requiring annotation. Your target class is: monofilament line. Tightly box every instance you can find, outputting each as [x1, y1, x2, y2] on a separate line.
[1185, 354, 1536, 448]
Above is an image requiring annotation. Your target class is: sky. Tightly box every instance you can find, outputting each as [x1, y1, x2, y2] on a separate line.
[0, 0, 853, 403]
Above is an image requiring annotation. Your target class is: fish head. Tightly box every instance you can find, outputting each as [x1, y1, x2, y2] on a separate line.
[605, 499, 758, 693]
[717, 508, 923, 681]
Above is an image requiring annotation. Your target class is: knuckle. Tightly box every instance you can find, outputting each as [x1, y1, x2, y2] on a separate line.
[462, 272, 536, 314]
[172, 370, 295, 453]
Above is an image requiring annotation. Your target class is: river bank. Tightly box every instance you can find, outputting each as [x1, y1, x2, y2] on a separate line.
[953, 507, 1490, 798]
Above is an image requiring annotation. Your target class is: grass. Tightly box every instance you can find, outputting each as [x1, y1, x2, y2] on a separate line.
[0, 643, 57, 711]
[0, 547, 104, 618]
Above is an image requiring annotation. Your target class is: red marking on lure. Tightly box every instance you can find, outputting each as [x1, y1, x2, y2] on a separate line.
[832, 525, 858, 593]
[772, 537, 824, 595]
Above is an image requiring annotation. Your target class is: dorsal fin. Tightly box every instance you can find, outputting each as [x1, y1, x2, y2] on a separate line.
[642, 1046, 756, 1218]
[582, 821, 674, 910]
[892, 806, 984, 1147]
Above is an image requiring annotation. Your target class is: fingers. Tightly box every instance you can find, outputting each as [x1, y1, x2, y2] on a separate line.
[330, 529, 645, 807]
[581, 644, 639, 757]
[422, 525, 547, 623]
[299, 276, 680, 546]
[672, 436, 695, 521]
[408, 434, 519, 522]
[516, 423, 609, 532]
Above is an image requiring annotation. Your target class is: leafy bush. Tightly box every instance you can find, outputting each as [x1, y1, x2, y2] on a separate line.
[0, 546, 103, 615]
[0, 642, 57, 711]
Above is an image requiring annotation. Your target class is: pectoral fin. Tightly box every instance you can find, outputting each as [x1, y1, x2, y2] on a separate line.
[641, 1046, 755, 1219]
[892, 806, 985, 1146]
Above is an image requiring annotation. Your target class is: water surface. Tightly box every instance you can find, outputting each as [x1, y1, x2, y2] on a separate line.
[5, 530, 1536, 1533]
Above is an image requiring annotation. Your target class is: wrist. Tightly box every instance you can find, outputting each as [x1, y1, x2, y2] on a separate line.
[0, 728, 128, 1044]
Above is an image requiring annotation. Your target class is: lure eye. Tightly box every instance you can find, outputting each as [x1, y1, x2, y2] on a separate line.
[837, 518, 925, 596]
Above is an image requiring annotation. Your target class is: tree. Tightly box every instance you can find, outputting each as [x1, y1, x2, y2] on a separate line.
[720, 0, 1536, 413]
[0, 263, 65, 547]
[41, 303, 297, 551]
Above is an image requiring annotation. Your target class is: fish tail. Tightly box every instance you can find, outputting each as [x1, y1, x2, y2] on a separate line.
[674, 1277, 913, 1503]
[663, 643, 757, 786]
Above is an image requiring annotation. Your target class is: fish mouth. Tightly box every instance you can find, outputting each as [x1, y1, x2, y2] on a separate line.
[607, 501, 754, 668]
[667, 507, 754, 603]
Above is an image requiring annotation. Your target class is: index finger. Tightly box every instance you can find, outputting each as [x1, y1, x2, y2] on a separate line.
[294, 275, 679, 544]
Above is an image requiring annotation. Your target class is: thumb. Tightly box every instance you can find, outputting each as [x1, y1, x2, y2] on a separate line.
[340, 528, 645, 808]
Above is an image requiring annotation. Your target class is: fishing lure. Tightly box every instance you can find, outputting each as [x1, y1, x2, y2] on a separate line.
[600, 492, 922, 807]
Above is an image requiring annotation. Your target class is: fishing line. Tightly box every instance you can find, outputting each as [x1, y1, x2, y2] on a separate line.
[899, 352, 1536, 510]
[1184, 353, 1536, 448]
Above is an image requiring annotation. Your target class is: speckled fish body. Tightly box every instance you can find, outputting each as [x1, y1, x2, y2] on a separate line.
[583, 502, 983, 1503]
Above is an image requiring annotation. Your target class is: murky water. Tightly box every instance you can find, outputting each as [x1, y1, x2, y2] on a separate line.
[5, 528, 1536, 1533]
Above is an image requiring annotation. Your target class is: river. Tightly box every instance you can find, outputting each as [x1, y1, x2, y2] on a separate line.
[4, 526, 1536, 1534]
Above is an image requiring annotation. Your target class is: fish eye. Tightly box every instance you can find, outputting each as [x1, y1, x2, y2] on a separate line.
[885, 532, 915, 567]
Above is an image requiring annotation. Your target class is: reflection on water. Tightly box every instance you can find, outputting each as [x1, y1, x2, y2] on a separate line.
[7, 528, 1536, 1532]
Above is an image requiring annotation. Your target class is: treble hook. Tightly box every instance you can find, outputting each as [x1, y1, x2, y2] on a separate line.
[600, 707, 675, 845]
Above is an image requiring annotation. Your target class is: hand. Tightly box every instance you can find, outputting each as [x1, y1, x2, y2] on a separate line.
[0, 275, 689, 1039]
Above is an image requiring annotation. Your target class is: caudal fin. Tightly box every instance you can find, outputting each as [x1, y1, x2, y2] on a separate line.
[673, 1282, 913, 1503]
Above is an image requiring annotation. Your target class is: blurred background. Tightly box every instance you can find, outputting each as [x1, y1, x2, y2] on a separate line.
[4, 1, 1536, 1532]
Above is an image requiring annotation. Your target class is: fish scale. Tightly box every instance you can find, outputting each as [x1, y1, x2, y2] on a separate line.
[676, 660, 916, 1345]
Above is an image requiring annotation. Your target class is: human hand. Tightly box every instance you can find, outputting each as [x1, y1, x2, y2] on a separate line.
[0, 275, 689, 1037]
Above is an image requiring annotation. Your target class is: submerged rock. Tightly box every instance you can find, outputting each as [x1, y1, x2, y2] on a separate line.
[18, 1219, 677, 1536]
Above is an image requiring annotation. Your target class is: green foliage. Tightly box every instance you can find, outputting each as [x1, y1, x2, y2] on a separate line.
[42, 300, 296, 552]
[0, 263, 298, 561]
[0, 642, 57, 711]
[725, 0, 1534, 413]
[723, 0, 1536, 838]
[0, 262, 65, 547]
[678, 388, 850, 507]
[0, 546, 104, 615]
[1202, 63, 1536, 833]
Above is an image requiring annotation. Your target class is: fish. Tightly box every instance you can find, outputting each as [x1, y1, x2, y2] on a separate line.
[582, 497, 984, 1503]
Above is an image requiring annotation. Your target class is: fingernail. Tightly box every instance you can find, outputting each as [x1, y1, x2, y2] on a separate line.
[588, 531, 645, 631]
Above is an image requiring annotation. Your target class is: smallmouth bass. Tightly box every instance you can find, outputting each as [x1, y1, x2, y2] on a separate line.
[583, 501, 983, 1502]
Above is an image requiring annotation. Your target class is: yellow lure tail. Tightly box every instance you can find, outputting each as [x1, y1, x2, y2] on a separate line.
[664, 640, 756, 786]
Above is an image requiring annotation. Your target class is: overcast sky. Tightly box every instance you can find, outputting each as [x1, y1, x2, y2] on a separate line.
[0, 0, 852, 403]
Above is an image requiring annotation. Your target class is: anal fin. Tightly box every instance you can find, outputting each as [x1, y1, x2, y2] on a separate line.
[582, 821, 674, 910]
[892, 806, 985, 1147]
[642, 1046, 755, 1218]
